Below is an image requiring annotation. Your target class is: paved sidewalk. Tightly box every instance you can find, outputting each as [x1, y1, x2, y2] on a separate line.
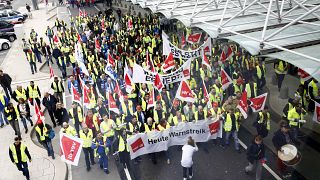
[0, 3, 67, 180]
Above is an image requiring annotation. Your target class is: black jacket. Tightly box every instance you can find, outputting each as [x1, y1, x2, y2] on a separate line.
[54, 107, 69, 123]
[246, 142, 265, 163]
[42, 95, 57, 112]
[272, 129, 297, 151]
[0, 73, 12, 87]
[52, 48, 62, 59]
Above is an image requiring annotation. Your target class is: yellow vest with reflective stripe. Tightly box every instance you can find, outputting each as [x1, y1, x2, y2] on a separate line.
[79, 129, 93, 148]
[52, 81, 63, 93]
[35, 126, 48, 141]
[153, 110, 165, 124]
[0, 94, 5, 105]
[309, 80, 318, 98]
[118, 135, 129, 152]
[194, 111, 207, 121]
[258, 112, 270, 130]
[121, 101, 134, 116]
[157, 123, 170, 131]
[172, 115, 186, 126]
[245, 83, 257, 98]
[287, 107, 304, 127]
[10, 143, 28, 163]
[5, 107, 19, 121]
[28, 85, 39, 98]
[100, 120, 115, 137]
[224, 113, 239, 132]
[144, 122, 156, 132]
[69, 106, 83, 124]
[15, 89, 27, 101]
[256, 65, 265, 79]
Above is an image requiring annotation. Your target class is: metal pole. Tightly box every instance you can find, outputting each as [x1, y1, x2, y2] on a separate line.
[261, 0, 273, 42]
[291, 0, 320, 21]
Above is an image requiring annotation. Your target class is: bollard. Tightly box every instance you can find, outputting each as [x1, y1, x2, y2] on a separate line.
[279, 86, 289, 99]
[271, 74, 278, 86]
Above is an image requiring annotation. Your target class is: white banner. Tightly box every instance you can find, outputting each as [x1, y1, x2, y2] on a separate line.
[132, 59, 191, 85]
[127, 119, 222, 159]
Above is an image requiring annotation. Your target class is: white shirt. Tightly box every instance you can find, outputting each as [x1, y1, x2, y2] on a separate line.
[181, 144, 198, 168]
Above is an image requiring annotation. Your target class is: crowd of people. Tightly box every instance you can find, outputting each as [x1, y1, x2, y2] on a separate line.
[2, 3, 319, 180]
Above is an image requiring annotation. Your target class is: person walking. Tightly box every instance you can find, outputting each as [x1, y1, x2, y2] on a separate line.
[54, 103, 69, 126]
[245, 135, 266, 180]
[41, 42, 53, 66]
[42, 92, 58, 127]
[51, 77, 64, 103]
[0, 70, 12, 100]
[26, 81, 41, 108]
[35, 120, 55, 159]
[0, 91, 9, 127]
[92, 132, 111, 174]
[79, 125, 95, 171]
[60, 122, 77, 137]
[12, 86, 27, 103]
[274, 60, 288, 92]
[5, 103, 21, 137]
[9, 137, 32, 180]
[224, 108, 241, 153]
[17, 98, 33, 133]
[255, 106, 270, 138]
[26, 50, 37, 74]
[181, 136, 198, 180]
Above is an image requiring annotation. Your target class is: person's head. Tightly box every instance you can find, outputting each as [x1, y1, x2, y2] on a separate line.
[254, 135, 263, 145]
[56, 103, 62, 109]
[156, 102, 162, 110]
[14, 137, 22, 145]
[8, 102, 14, 109]
[136, 105, 142, 112]
[103, 115, 109, 122]
[176, 111, 181, 118]
[97, 132, 103, 139]
[228, 108, 234, 114]
[72, 102, 77, 108]
[0, 70, 3, 76]
[280, 121, 290, 133]
[18, 98, 25, 104]
[144, 93, 150, 101]
[54, 77, 59, 82]
[17, 85, 22, 91]
[82, 124, 88, 133]
[62, 122, 69, 129]
[44, 92, 49, 98]
[198, 105, 203, 112]
[187, 136, 195, 147]
[30, 81, 34, 86]
[159, 118, 167, 127]
[87, 109, 93, 116]
[69, 75, 74, 81]
[132, 117, 137, 124]
[147, 117, 153, 125]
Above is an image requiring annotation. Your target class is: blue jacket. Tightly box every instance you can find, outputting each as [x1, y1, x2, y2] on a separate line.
[0, 95, 8, 111]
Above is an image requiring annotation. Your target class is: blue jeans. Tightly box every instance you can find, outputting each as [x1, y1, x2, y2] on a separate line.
[35, 52, 42, 63]
[43, 140, 54, 157]
[16, 162, 30, 180]
[225, 130, 240, 150]
[99, 153, 108, 171]
[0, 109, 8, 126]
[21, 117, 32, 129]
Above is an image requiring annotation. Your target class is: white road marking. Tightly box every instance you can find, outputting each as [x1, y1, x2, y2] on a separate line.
[238, 139, 282, 180]
[12, 77, 50, 85]
[124, 166, 132, 180]
[94, 5, 100, 11]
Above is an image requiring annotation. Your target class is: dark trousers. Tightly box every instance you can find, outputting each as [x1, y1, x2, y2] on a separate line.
[48, 110, 56, 126]
[30, 98, 41, 109]
[276, 73, 285, 90]
[9, 120, 20, 137]
[74, 122, 81, 137]
[83, 147, 95, 168]
[257, 77, 266, 90]
[16, 162, 30, 180]
[29, 62, 37, 74]
[277, 157, 287, 173]
[183, 166, 193, 178]
[2, 85, 12, 99]
[42, 140, 54, 157]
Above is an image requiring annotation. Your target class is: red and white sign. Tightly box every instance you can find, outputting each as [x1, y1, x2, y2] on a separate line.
[249, 93, 268, 112]
[71, 83, 81, 104]
[60, 134, 83, 166]
[95, 38, 101, 52]
[181, 34, 186, 48]
[313, 102, 320, 124]
[175, 80, 196, 103]
[49, 66, 54, 80]
[208, 120, 220, 135]
[108, 52, 115, 67]
[53, 34, 59, 44]
[221, 69, 232, 90]
[220, 46, 233, 63]
[298, 68, 312, 81]
[187, 32, 202, 44]
[108, 92, 120, 114]
[237, 90, 248, 119]
[147, 89, 155, 110]
[202, 49, 211, 70]
[203, 80, 209, 103]
[161, 52, 175, 72]
[202, 37, 212, 56]
[124, 72, 133, 94]
[115, 81, 124, 102]
[154, 73, 164, 92]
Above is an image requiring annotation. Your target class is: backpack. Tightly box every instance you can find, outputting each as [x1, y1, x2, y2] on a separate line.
[48, 129, 55, 139]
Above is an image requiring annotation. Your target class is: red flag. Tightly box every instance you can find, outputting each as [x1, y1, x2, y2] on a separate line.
[154, 73, 164, 91]
[115, 81, 124, 102]
[71, 84, 81, 104]
[101, 19, 105, 30]
[147, 89, 155, 110]
[249, 93, 268, 112]
[49, 66, 54, 79]
[181, 34, 186, 48]
[79, 9, 83, 17]
[82, 84, 90, 106]
[130, 137, 145, 153]
[175, 80, 196, 103]
[83, 9, 87, 17]
[95, 38, 101, 52]
[60, 134, 83, 166]
[220, 51, 226, 63]
[202, 49, 211, 70]
[298, 68, 311, 81]
[108, 52, 115, 66]
[34, 98, 44, 123]
[187, 32, 202, 44]
[161, 52, 175, 72]
[220, 46, 233, 63]
[203, 37, 212, 56]
[77, 33, 82, 43]
[237, 90, 248, 119]
[313, 102, 320, 124]
[203, 80, 209, 103]
[146, 50, 155, 72]
[208, 121, 220, 135]
[108, 92, 120, 114]
[128, 18, 133, 29]
[124, 72, 133, 93]
[53, 34, 59, 44]
[221, 69, 232, 90]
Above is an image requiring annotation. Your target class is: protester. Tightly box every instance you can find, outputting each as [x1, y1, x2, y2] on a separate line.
[92, 132, 111, 174]
[26, 81, 41, 107]
[12, 86, 27, 103]
[79, 125, 95, 171]
[0, 91, 9, 127]
[245, 135, 265, 180]
[35, 120, 55, 159]
[60, 122, 78, 137]
[5, 103, 21, 137]
[51, 77, 65, 103]
[68, 102, 83, 136]
[0, 70, 12, 99]
[181, 136, 198, 180]
[255, 106, 270, 138]
[17, 98, 33, 133]
[9, 137, 32, 180]
[42, 92, 58, 127]
[54, 103, 69, 126]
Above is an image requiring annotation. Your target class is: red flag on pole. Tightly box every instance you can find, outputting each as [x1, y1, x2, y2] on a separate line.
[202, 49, 211, 70]
[77, 33, 82, 43]
[237, 90, 248, 119]
[115, 81, 124, 102]
[108, 52, 115, 67]
[147, 89, 155, 110]
[298, 68, 311, 81]
[79, 9, 83, 17]
[82, 84, 90, 107]
[203, 37, 212, 56]
[49, 66, 54, 79]
[34, 98, 44, 123]
[203, 80, 209, 103]
[181, 34, 186, 48]
[221, 69, 232, 90]
[60, 134, 83, 166]
[154, 73, 164, 92]
[95, 38, 101, 52]
[71, 84, 81, 104]
[249, 93, 268, 112]
[161, 52, 175, 72]
[124, 72, 133, 93]
[175, 80, 196, 103]
[108, 92, 120, 114]
[53, 34, 59, 44]
[313, 102, 320, 124]
[187, 32, 202, 44]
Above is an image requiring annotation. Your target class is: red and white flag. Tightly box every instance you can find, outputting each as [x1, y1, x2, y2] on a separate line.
[154, 73, 164, 92]
[250, 93, 268, 112]
[147, 89, 155, 110]
[202, 49, 211, 70]
[83, 9, 87, 17]
[95, 38, 101, 52]
[108, 92, 120, 114]
[181, 34, 186, 48]
[175, 80, 196, 103]
[124, 72, 133, 94]
[79, 9, 83, 17]
[221, 69, 232, 90]
[60, 134, 83, 166]
[220, 46, 233, 63]
[298, 68, 312, 81]
[237, 90, 248, 119]
[108, 52, 115, 67]
[161, 52, 175, 72]
[187, 32, 202, 44]
[313, 102, 320, 124]
[49, 66, 54, 79]
[76, 33, 82, 43]
[53, 34, 59, 44]
[202, 37, 212, 56]
[71, 83, 81, 104]
[101, 19, 105, 30]
[82, 83, 90, 107]
[34, 98, 44, 122]
[146, 50, 155, 72]
[115, 81, 124, 102]
[128, 18, 133, 30]
[202, 80, 211, 108]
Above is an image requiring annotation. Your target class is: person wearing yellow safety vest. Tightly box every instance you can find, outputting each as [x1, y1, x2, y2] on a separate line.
[0, 91, 9, 127]
[172, 111, 187, 126]
[287, 104, 307, 140]
[224, 108, 241, 153]
[245, 79, 257, 99]
[9, 137, 32, 180]
[60, 122, 77, 137]
[12, 86, 27, 103]
[79, 125, 95, 171]
[68, 102, 83, 135]
[194, 106, 207, 121]
[5, 102, 21, 137]
[51, 77, 64, 103]
[35, 120, 55, 159]
[127, 117, 143, 164]
[26, 50, 37, 74]
[210, 102, 222, 119]
[134, 105, 147, 124]
[92, 132, 111, 174]
[26, 81, 41, 108]
[282, 97, 300, 119]
[274, 60, 288, 92]
[231, 78, 244, 96]
[120, 96, 134, 117]
[308, 79, 320, 111]
[183, 102, 196, 122]
[153, 102, 166, 123]
[255, 60, 266, 91]
[141, 117, 158, 164]
[255, 106, 270, 138]
[100, 115, 116, 152]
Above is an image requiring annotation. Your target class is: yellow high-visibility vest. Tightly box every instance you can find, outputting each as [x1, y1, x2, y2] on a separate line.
[15, 89, 27, 101]
[69, 106, 83, 124]
[10, 143, 28, 163]
[79, 129, 93, 148]
[144, 122, 156, 132]
[35, 126, 48, 141]
[224, 113, 239, 132]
